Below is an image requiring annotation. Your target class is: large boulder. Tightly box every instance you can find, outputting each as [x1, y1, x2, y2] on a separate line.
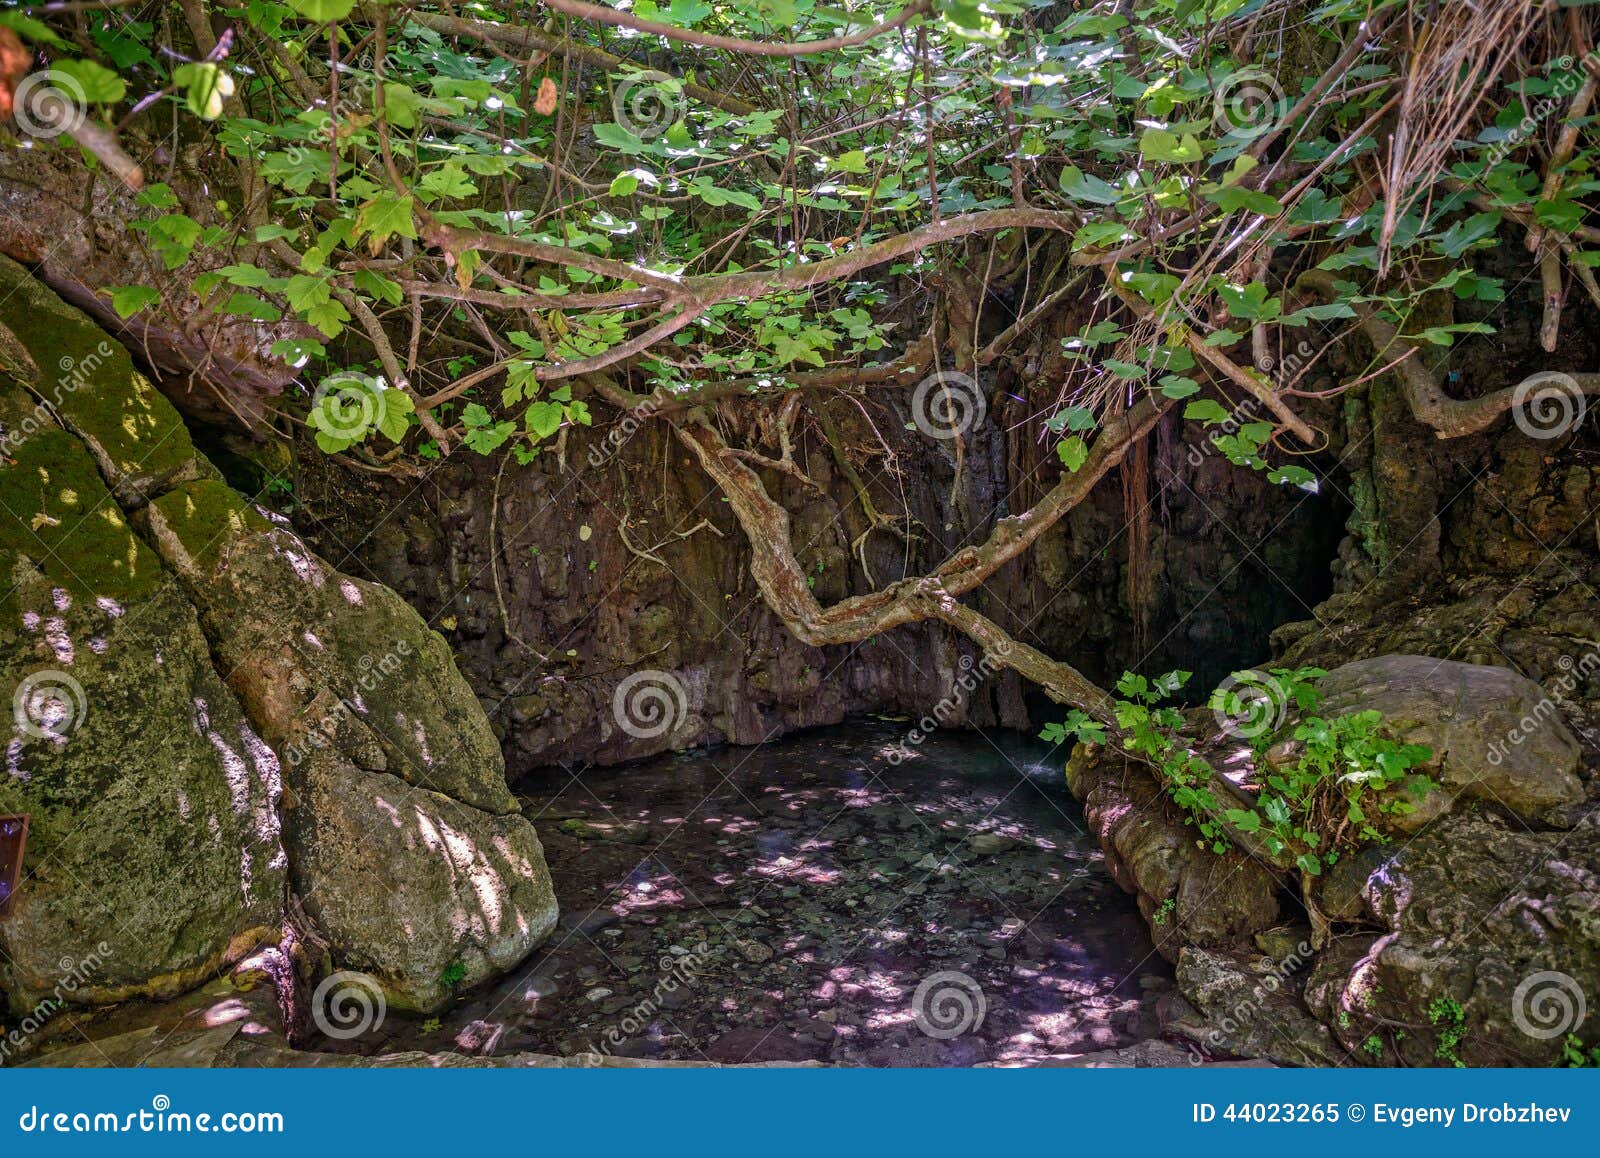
[138, 481, 558, 1009]
[1306, 811, 1600, 1067]
[287, 755, 557, 1012]
[1065, 746, 1280, 961]
[0, 256, 556, 1017]
[0, 395, 283, 1008]
[1316, 654, 1585, 829]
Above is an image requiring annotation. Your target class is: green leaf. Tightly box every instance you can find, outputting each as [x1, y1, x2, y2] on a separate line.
[53, 59, 126, 105]
[1158, 375, 1200, 400]
[609, 173, 640, 197]
[1056, 435, 1089, 472]
[1138, 129, 1203, 164]
[107, 285, 161, 318]
[831, 149, 869, 174]
[355, 193, 418, 251]
[287, 0, 356, 19]
[1183, 399, 1230, 425]
[419, 164, 477, 203]
[1268, 464, 1316, 487]
[352, 269, 405, 306]
[1205, 185, 1282, 216]
[1058, 166, 1122, 206]
[375, 389, 415, 443]
[171, 62, 234, 119]
[593, 122, 646, 154]
[525, 400, 564, 439]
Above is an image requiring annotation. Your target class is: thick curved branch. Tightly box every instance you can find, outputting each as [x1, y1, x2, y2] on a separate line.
[1300, 270, 1600, 438]
[672, 392, 1171, 664]
[540, 0, 931, 57]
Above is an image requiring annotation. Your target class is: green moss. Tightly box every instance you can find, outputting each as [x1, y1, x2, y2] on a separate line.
[147, 479, 271, 577]
[0, 255, 198, 486]
[0, 427, 165, 604]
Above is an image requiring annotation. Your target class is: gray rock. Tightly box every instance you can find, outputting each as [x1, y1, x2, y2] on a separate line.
[1169, 948, 1349, 1067]
[1066, 745, 1280, 961]
[1317, 654, 1585, 829]
[0, 356, 283, 1010]
[1305, 811, 1600, 1067]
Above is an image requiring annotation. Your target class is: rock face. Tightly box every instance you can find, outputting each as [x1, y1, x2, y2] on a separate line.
[278, 379, 1343, 775]
[0, 257, 555, 1018]
[1065, 745, 1280, 962]
[0, 426, 285, 1007]
[1066, 652, 1599, 1067]
[1316, 655, 1584, 830]
[1306, 811, 1600, 1067]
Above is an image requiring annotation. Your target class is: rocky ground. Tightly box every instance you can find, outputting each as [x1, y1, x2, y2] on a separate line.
[303, 724, 1180, 1066]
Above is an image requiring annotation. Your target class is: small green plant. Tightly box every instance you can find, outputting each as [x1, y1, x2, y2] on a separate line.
[440, 960, 467, 988]
[1429, 996, 1466, 1068]
[1042, 668, 1435, 874]
[1559, 1034, 1600, 1067]
[1363, 1034, 1384, 1059]
[1152, 897, 1176, 925]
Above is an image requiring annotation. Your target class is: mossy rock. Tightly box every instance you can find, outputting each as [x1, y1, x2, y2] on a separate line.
[0, 427, 166, 608]
[285, 753, 557, 1013]
[141, 486, 514, 815]
[0, 453, 284, 1010]
[0, 255, 213, 504]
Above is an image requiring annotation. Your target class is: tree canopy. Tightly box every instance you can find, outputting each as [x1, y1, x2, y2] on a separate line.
[3, 0, 1597, 717]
